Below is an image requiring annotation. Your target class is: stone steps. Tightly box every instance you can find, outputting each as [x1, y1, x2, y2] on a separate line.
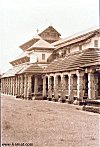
[83, 105, 100, 114]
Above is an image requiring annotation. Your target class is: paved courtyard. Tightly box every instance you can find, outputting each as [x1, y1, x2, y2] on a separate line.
[1, 94, 100, 147]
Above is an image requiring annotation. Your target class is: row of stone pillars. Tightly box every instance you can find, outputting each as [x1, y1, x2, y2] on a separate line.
[1, 74, 42, 99]
[43, 70, 99, 102]
[1, 74, 32, 99]
[1, 70, 99, 100]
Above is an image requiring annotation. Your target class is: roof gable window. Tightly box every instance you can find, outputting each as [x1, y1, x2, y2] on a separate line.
[42, 54, 45, 60]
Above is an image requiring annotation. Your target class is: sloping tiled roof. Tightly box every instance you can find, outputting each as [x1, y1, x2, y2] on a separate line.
[52, 28, 99, 49]
[19, 35, 41, 50]
[1, 63, 30, 78]
[10, 51, 30, 63]
[2, 63, 43, 78]
[27, 39, 55, 50]
[44, 48, 100, 73]
[18, 63, 43, 74]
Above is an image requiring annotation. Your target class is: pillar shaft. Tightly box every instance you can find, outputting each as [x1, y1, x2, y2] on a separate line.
[34, 75, 38, 95]
[88, 72, 96, 99]
[43, 76, 46, 97]
[68, 74, 74, 100]
[77, 72, 84, 100]
[27, 75, 32, 98]
[54, 75, 58, 99]
[20, 75, 23, 96]
[24, 75, 27, 98]
[61, 75, 66, 99]
[48, 76, 52, 98]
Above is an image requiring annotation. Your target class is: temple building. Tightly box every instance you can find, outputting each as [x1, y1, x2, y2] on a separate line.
[1, 26, 100, 103]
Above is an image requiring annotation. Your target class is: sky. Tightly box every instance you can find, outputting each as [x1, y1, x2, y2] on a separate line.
[0, 0, 99, 73]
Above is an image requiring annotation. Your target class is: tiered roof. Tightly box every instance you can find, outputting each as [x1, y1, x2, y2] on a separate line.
[19, 26, 61, 51]
[27, 39, 55, 51]
[44, 48, 100, 73]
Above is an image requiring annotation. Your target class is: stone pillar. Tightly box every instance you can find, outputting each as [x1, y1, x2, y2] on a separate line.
[68, 74, 74, 101]
[14, 77, 16, 95]
[4, 79, 5, 93]
[43, 76, 46, 98]
[9, 78, 11, 95]
[18, 76, 20, 96]
[2, 79, 4, 94]
[12, 77, 14, 95]
[5, 78, 7, 94]
[20, 75, 23, 96]
[16, 76, 18, 96]
[77, 71, 84, 101]
[24, 74, 27, 99]
[34, 75, 38, 97]
[95, 74, 98, 98]
[3, 79, 5, 94]
[60, 75, 66, 102]
[10, 78, 12, 95]
[27, 75, 32, 99]
[53, 75, 58, 101]
[1, 79, 3, 93]
[7, 78, 8, 94]
[4, 78, 6, 94]
[48, 76, 52, 100]
[13, 77, 16, 96]
[9, 78, 10, 95]
[6, 78, 8, 94]
[8, 78, 9, 95]
[88, 72, 96, 99]
[4, 79, 6, 94]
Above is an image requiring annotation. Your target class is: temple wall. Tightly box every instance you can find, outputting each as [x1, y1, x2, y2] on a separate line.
[34, 52, 52, 62]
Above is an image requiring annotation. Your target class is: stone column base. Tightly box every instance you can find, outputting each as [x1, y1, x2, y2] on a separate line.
[43, 96, 47, 100]
[47, 97, 52, 101]
[52, 98, 58, 102]
[59, 98, 66, 103]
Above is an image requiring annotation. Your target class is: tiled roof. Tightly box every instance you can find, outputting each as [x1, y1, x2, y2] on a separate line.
[19, 36, 41, 50]
[2, 63, 43, 78]
[19, 25, 60, 51]
[44, 48, 100, 73]
[18, 63, 43, 74]
[52, 28, 99, 49]
[10, 51, 30, 63]
[1, 63, 30, 78]
[27, 39, 55, 50]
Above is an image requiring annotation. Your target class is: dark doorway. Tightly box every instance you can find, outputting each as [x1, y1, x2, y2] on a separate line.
[84, 73, 88, 97]
[98, 73, 100, 96]
[46, 77, 48, 96]
[31, 76, 34, 94]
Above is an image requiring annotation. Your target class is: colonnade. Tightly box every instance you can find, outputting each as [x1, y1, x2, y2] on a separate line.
[1, 69, 99, 101]
[43, 69, 99, 102]
[1, 74, 33, 99]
